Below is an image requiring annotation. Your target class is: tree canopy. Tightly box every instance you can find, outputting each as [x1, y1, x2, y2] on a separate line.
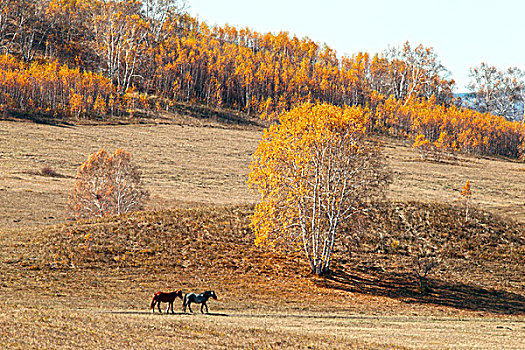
[69, 148, 149, 219]
[0, 1, 524, 159]
[248, 103, 390, 275]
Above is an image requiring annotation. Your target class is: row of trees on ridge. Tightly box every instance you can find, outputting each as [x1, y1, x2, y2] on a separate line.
[1, 0, 525, 159]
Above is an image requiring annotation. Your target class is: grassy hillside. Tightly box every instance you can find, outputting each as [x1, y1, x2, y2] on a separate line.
[1, 116, 524, 348]
[1, 203, 523, 349]
[1, 1, 523, 346]
[1, 117, 525, 230]
[11, 202, 523, 312]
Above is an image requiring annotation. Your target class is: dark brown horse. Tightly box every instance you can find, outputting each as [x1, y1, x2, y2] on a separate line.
[150, 290, 183, 314]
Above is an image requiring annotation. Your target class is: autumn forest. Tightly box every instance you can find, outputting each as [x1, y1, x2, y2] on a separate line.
[0, 0, 524, 159]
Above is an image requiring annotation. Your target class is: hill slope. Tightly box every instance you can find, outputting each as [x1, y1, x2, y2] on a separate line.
[1, 118, 524, 348]
[4, 203, 523, 315]
[1, 119, 525, 229]
[1, 202, 523, 348]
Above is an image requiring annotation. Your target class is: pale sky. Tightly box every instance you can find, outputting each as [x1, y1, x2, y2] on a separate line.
[188, 0, 525, 92]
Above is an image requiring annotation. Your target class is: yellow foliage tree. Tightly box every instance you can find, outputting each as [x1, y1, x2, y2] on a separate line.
[69, 89, 84, 118]
[461, 180, 472, 221]
[248, 103, 391, 275]
[93, 93, 107, 116]
[412, 134, 431, 160]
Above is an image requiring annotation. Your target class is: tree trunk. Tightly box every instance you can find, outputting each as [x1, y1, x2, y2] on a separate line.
[311, 261, 330, 276]
[418, 275, 429, 294]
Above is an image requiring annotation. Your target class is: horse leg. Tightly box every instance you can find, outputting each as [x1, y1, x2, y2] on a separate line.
[204, 302, 209, 314]
[169, 301, 174, 314]
[152, 300, 156, 313]
[157, 301, 162, 313]
[187, 302, 193, 313]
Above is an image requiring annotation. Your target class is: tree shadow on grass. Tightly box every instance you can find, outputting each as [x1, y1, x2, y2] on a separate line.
[170, 103, 265, 128]
[2, 111, 74, 127]
[319, 266, 525, 315]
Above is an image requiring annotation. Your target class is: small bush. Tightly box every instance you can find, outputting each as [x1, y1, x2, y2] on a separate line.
[39, 166, 60, 177]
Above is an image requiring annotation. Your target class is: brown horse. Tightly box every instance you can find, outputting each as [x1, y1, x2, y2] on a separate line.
[150, 290, 183, 314]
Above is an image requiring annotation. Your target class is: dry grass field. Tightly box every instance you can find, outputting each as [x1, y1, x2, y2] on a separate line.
[0, 118, 260, 229]
[1, 118, 525, 229]
[1, 115, 524, 349]
[1, 206, 524, 349]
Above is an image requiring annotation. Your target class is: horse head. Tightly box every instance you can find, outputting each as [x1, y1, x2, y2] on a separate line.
[208, 291, 217, 300]
[176, 290, 184, 299]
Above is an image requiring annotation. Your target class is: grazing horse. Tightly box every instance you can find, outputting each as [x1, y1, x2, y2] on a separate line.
[150, 290, 183, 314]
[183, 291, 217, 314]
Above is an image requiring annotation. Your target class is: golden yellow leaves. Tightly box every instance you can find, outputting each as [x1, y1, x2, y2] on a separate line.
[248, 102, 390, 275]
[0, 55, 114, 118]
[377, 97, 525, 159]
[248, 102, 367, 245]
[461, 180, 471, 198]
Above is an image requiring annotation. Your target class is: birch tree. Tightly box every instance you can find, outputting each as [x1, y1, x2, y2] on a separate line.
[379, 42, 453, 104]
[468, 63, 525, 121]
[0, 0, 53, 60]
[69, 148, 149, 219]
[141, 0, 187, 42]
[461, 180, 472, 222]
[248, 103, 390, 275]
[93, 0, 150, 94]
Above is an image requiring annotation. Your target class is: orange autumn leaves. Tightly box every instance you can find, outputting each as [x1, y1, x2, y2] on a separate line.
[0, 55, 114, 118]
[0, 55, 151, 119]
[461, 180, 472, 221]
[1, 1, 525, 160]
[371, 97, 525, 159]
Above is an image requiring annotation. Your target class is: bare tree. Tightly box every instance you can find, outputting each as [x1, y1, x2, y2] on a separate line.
[69, 149, 149, 219]
[92, 0, 149, 94]
[0, 0, 10, 53]
[0, 0, 55, 61]
[412, 246, 440, 294]
[393, 207, 441, 294]
[376, 42, 453, 104]
[468, 63, 525, 121]
[142, 0, 187, 41]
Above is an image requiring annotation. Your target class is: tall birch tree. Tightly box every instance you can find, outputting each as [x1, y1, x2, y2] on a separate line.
[248, 103, 390, 275]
